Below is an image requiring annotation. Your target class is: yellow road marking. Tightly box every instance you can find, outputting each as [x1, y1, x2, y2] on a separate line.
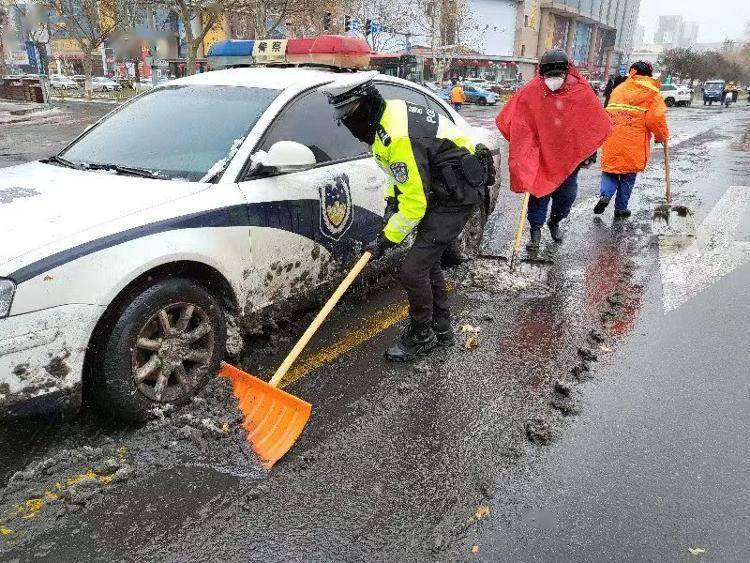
[279, 300, 409, 389]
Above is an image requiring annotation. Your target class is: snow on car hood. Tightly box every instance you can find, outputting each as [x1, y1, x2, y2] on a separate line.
[0, 161, 206, 276]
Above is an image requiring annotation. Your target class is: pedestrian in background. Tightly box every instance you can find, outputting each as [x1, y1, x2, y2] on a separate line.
[450, 78, 466, 112]
[595, 61, 669, 219]
[497, 49, 612, 250]
[603, 72, 627, 107]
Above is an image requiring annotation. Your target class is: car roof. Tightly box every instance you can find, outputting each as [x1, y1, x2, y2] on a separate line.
[163, 66, 442, 101]
[170, 66, 345, 91]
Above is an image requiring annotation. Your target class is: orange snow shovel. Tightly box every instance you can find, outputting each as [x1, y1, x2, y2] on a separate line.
[220, 251, 373, 468]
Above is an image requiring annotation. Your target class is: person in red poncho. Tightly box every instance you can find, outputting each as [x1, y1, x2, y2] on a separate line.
[496, 49, 612, 250]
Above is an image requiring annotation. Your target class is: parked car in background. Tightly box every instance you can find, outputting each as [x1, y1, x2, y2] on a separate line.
[702, 80, 725, 105]
[462, 83, 498, 105]
[660, 83, 692, 107]
[423, 81, 450, 103]
[49, 74, 79, 90]
[91, 77, 122, 92]
[72, 75, 86, 87]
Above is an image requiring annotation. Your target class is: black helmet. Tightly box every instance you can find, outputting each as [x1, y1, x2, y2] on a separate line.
[539, 49, 569, 76]
[629, 60, 653, 77]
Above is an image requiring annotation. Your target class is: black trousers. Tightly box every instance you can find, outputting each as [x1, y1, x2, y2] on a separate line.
[401, 204, 478, 326]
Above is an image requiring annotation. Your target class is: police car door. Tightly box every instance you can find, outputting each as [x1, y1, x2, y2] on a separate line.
[237, 89, 387, 312]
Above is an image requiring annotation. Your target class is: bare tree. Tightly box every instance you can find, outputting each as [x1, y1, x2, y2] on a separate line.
[341, 0, 412, 52]
[37, 0, 126, 92]
[0, 3, 10, 75]
[411, 0, 476, 83]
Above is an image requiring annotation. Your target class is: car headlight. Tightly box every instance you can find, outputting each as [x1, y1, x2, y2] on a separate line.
[0, 279, 16, 318]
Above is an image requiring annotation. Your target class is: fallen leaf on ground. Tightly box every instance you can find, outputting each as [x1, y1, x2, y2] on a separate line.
[599, 345, 613, 352]
[221, 422, 230, 434]
[461, 324, 481, 334]
[474, 505, 490, 519]
[465, 335, 479, 349]
[471, 544, 479, 554]
[0, 526, 12, 536]
[688, 547, 706, 555]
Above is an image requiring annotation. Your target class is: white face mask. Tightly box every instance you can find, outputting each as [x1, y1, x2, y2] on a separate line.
[545, 76, 565, 91]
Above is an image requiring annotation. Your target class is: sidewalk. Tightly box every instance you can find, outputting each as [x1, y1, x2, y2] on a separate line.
[0, 100, 58, 124]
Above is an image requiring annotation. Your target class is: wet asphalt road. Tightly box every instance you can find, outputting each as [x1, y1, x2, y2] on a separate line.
[1, 101, 749, 561]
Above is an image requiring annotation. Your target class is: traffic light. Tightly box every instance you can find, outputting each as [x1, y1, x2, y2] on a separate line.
[323, 11, 332, 31]
[365, 19, 372, 36]
[344, 15, 351, 32]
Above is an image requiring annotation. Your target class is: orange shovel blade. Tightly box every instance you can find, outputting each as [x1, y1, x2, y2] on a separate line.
[219, 362, 312, 469]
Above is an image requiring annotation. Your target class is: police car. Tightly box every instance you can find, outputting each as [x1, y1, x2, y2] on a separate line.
[0, 36, 501, 419]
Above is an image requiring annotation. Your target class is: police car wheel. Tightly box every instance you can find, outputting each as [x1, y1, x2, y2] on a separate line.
[89, 278, 226, 420]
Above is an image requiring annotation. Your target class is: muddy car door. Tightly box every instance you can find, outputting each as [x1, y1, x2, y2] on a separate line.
[237, 89, 387, 313]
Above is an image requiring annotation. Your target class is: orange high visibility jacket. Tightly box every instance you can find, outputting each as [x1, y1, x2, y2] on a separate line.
[450, 85, 466, 104]
[601, 75, 669, 174]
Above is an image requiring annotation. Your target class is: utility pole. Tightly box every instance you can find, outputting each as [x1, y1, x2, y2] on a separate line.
[147, 7, 158, 86]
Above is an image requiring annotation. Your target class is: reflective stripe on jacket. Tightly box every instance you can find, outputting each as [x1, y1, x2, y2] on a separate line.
[601, 75, 670, 174]
[450, 85, 466, 104]
[372, 99, 476, 244]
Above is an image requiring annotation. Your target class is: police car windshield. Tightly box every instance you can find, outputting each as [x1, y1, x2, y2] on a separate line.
[61, 85, 280, 181]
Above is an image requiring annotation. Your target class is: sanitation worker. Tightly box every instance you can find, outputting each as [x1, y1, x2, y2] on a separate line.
[449, 78, 467, 112]
[322, 71, 494, 362]
[595, 61, 669, 218]
[496, 49, 611, 250]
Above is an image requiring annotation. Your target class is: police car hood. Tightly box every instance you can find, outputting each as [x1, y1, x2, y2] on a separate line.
[0, 161, 205, 276]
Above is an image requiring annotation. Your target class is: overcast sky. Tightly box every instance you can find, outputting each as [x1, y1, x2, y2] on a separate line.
[638, 0, 749, 43]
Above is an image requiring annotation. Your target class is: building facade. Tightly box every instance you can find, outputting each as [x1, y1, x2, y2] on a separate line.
[463, 0, 642, 82]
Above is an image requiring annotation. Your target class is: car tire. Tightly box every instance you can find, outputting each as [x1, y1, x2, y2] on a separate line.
[665, 97, 675, 107]
[442, 204, 487, 266]
[88, 278, 226, 421]
[478, 98, 487, 106]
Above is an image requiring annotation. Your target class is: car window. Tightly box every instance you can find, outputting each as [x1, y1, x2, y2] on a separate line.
[259, 90, 369, 164]
[62, 85, 279, 181]
[425, 93, 453, 121]
[374, 82, 429, 106]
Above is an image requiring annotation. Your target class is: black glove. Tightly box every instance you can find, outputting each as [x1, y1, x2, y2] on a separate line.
[364, 234, 395, 261]
[581, 152, 597, 168]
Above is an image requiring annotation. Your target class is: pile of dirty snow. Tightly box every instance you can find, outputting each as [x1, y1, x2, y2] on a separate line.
[449, 257, 549, 294]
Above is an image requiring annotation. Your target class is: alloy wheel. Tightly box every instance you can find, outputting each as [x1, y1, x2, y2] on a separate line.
[132, 302, 215, 403]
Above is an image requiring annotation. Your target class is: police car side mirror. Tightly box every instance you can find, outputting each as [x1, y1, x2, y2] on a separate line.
[257, 141, 316, 173]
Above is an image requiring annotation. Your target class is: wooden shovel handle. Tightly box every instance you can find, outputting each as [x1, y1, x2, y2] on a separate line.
[511, 192, 530, 264]
[663, 140, 672, 205]
[268, 251, 373, 388]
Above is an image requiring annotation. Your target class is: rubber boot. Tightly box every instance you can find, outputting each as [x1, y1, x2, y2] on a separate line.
[614, 208, 632, 219]
[594, 197, 611, 214]
[385, 322, 438, 362]
[526, 227, 542, 251]
[432, 313, 455, 347]
[547, 218, 564, 243]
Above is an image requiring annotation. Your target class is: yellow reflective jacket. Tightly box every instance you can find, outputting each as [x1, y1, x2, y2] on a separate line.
[372, 99, 477, 243]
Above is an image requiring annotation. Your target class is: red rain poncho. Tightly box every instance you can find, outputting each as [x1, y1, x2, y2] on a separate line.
[496, 65, 612, 197]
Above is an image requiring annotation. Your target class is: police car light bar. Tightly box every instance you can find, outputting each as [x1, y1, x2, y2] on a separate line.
[208, 35, 372, 71]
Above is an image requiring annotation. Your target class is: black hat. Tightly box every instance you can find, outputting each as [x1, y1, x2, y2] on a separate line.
[629, 61, 653, 77]
[539, 49, 569, 76]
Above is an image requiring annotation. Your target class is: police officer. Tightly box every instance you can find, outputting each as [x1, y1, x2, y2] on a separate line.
[322, 72, 493, 362]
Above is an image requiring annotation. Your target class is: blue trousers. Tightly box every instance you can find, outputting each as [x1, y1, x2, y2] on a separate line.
[452, 103, 463, 111]
[527, 169, 579, 228]
[600, 172, 637, 210]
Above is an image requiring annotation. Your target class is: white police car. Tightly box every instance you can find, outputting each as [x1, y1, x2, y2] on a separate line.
[0, 44, 501, 419]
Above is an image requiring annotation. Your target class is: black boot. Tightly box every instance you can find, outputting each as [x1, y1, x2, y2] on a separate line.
[614, 209, 632, 219]
[432, 313, 455, 347]
[594, 197, 611, 214]
[526, 227, 542, 251]
[385, 322, 438, 362]
[547, 218, 564, 243]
